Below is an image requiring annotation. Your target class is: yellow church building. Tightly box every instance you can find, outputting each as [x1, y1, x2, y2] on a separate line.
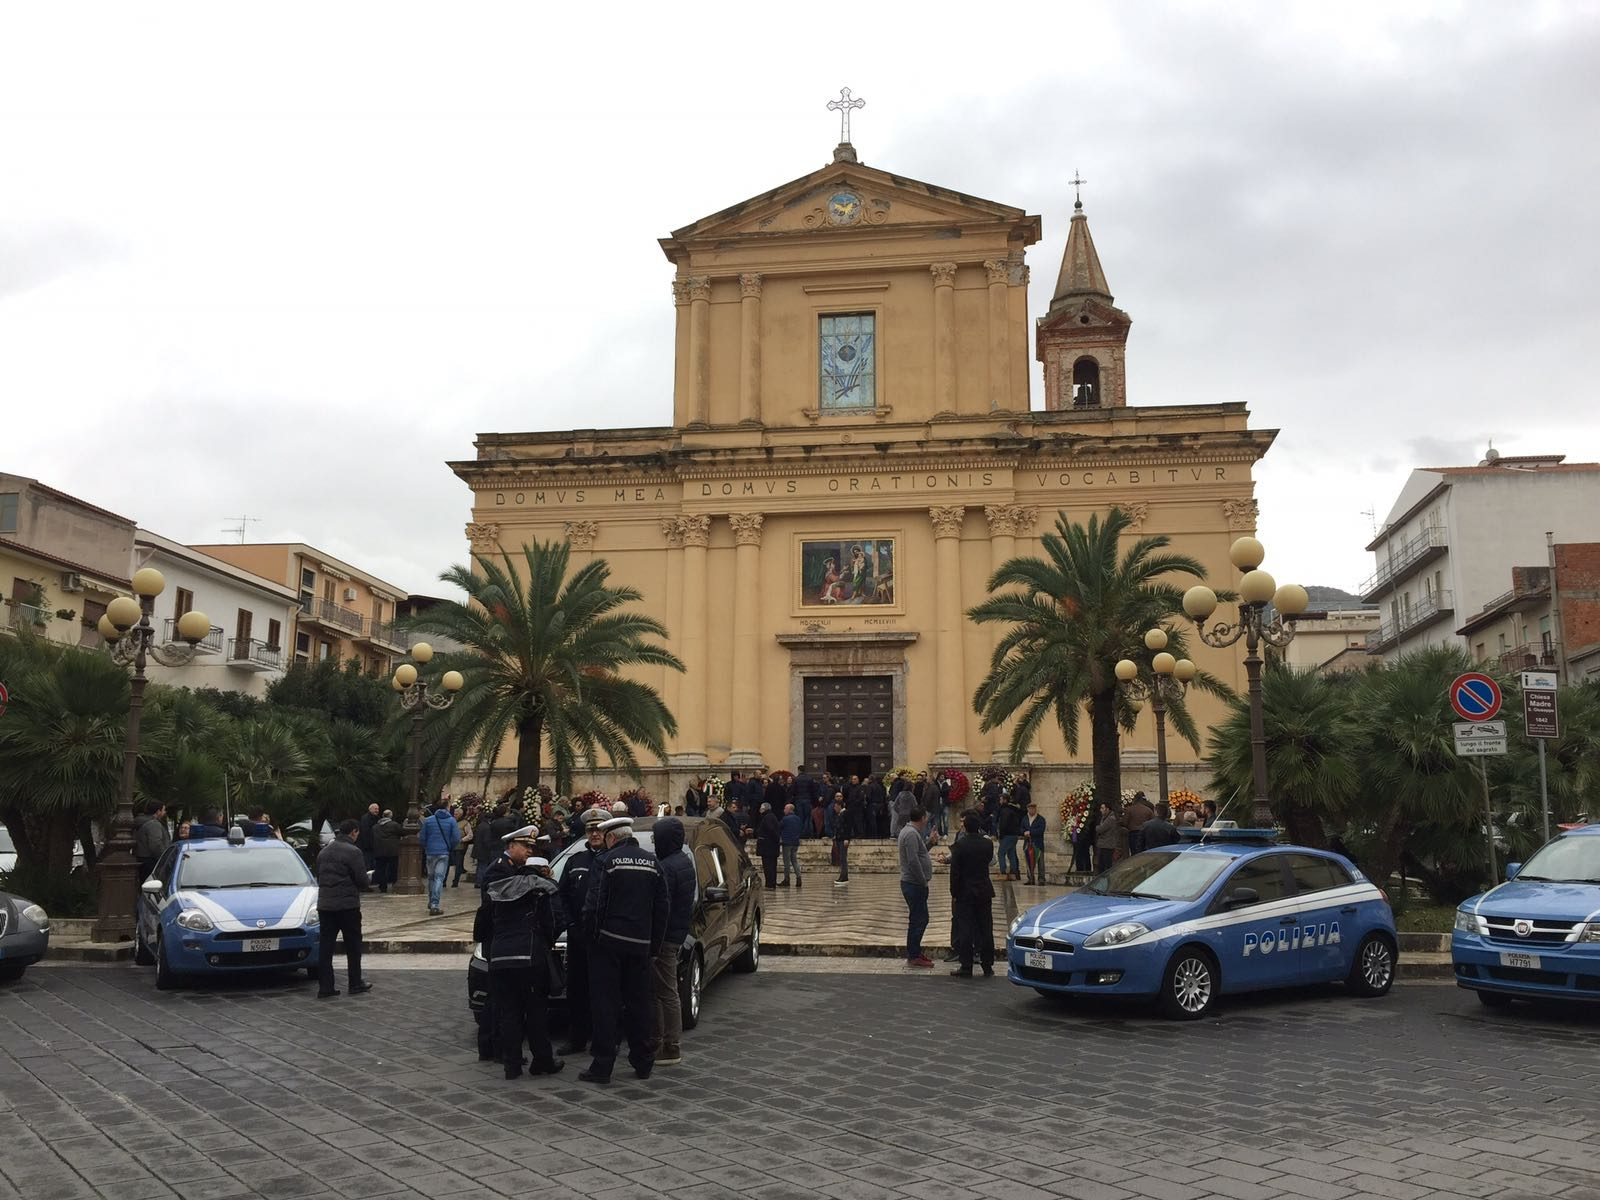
[450, 130, 1275, 804]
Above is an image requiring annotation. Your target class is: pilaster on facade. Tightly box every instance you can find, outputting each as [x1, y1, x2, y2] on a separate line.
[465, 522, 500, 554]
[563, 520, 599, 552]
[727, 512, 765, 545]
[1222, 498, 1259, 533]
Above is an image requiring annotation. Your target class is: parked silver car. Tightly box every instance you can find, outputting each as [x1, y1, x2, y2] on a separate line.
[0, 891, 50, 982]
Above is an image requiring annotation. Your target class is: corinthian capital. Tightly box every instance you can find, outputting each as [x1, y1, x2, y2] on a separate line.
[465, 522, 500, 552]
[685, 276, 712, 303]
[930, 261, 957, 288]
[680, 514, 712, 547]
[929, 506, 966, 539]
[739, 273, 763, 299]
[727, 512, 765, 546]
[983, 259, 1010, 286]
[564, 520, 599, 551]
[1223, 498, 1259, 532]
[671, 279, 690, 307]
[983, 504, 1039, 538]
[660, 516, 687, 548]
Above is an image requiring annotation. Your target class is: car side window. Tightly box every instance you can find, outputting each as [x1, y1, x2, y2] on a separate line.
[152, 845, 179, 888]
[1286, 853, 1351, 894]
[1218, 855, 1292, 909]
[695, 842, 726, 890]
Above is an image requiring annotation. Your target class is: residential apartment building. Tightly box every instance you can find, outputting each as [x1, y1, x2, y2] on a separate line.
[1457, 542, 1600, 683]
[133, 531, 300, 697]
[1361, 452, 1600, 661]
[192, 543, 409, 676]
[0, 473, 134, 648]
[1281, 608, 1380, 674]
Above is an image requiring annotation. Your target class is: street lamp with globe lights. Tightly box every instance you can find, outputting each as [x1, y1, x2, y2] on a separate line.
[1115, 628, 1197, 811]
[392, 642, 463, 894]
[1180, 536, 1309, 829]
[93, 567, 212, 940]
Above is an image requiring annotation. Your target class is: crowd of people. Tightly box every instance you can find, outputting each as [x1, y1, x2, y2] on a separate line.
[1079, 793, 1216, 873]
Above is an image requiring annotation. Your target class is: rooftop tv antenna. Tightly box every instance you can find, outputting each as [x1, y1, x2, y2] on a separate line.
[222, 515, 261, 544]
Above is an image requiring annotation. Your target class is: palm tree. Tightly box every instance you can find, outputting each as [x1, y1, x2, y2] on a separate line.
[967, 507, 1220, 803]
[228, 715, 319, 829]
[0, 634, 128, 879]
[1206, 664, 1366, 845]
[404, 539, 684, 796]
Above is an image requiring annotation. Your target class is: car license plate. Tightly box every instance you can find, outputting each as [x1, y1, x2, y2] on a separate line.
[244, 938, 280, 953]
[1024, 950, 1051, 970]
[1498, 951, 1540, 970]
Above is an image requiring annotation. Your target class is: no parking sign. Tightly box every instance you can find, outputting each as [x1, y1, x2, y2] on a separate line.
[1449, 672, 1502, 722]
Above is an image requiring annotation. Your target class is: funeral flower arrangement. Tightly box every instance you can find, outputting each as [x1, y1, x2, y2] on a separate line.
[617, 787, 652, 816]
[704, 776, 726, 800]
[1058, 782, 1095, 843]
[939, 768, 970, 806]
[574, 789, 610, 813]
[979, 766, 1020, 797]
[1168, 787, 1204, 816]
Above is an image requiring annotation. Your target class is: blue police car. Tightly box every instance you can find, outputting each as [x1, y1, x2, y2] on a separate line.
[1452, 823, 1600, 1008]
[134, 828, 321, 990]
[1007, 830, 1397, 1019]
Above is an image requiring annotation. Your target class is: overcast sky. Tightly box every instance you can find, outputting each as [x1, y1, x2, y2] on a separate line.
[3, 2, 1596, 599]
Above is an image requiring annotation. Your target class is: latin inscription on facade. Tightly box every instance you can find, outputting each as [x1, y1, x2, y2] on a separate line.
[488, 465, 1233, 508]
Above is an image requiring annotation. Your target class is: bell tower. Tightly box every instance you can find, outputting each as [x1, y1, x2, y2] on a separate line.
[1036, 181, 1131, 411]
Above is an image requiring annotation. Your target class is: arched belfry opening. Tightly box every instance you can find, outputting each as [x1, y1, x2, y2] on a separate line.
[1071, 356, 1101, 408]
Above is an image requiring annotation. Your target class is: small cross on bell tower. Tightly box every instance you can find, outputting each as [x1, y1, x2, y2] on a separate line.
[827, 86, 865, 163]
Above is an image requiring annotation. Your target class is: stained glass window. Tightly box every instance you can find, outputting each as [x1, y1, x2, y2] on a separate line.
[819, 313, 876, 412]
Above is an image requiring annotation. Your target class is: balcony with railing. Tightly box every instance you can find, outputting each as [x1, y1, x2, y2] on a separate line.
[1365, 589, 1455, 653]
[299, 596, 364, 634]
[228, 637, 284, 672]
[1498, 642, 1558, 673]
[6, 601, 49, 630]
[163, 617, 223, 653]
[365, 620, 408, 650]
[1360, 525, 1449, 601]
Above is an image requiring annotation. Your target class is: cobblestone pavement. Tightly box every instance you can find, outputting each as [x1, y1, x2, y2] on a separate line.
[3, 965, 1598, 1200]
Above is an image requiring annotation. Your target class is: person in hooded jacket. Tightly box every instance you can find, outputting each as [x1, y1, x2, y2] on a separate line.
[556, 807, 609, 1056]
[650, 817, 696, 1066]
[371, 809, 402, 892]
[479, 826, 566, 1080]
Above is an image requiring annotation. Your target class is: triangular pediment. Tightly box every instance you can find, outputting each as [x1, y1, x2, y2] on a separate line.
[662, 158, 1039, 254]
[1038, 295, 1130, 334]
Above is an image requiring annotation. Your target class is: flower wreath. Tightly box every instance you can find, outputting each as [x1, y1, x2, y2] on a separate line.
[705, 776, 726, 800]
[1058, 782, 1095, 842]
[939, 768, 970, 806]
[574, 789, 610, 813]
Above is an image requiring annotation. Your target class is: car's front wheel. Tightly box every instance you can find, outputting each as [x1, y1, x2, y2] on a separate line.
[731, 915, 761, 973]
[679, 950, 703, 1030]
[1158, 946, 1217, 1020]
[1347, 933, 1396, 998]
[154, 931, 182, 991]
[0, 961, 26, 984]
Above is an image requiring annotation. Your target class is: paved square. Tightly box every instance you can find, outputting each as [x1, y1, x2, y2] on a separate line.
[2, 964, 1598, 1199]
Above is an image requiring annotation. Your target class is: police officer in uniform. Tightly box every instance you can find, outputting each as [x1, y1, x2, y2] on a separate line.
[479, 825, 566, 1080]
[578, 816, 668, 1085]
[557, 807, 609, 1056]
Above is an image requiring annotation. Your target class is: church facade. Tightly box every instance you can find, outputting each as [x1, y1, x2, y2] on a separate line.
[449, 138, 1275, 802]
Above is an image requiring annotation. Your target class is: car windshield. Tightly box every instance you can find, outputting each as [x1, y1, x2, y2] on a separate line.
[0, 826, 14, 854]
[1082, 850, 1232, 901]
[177, 847, 312, 889]
[1514, 835, 1600, 884]
[550, 831, 655, 881]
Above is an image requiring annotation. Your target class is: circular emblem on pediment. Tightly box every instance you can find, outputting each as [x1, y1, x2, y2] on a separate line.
[827, 191, 862, 225]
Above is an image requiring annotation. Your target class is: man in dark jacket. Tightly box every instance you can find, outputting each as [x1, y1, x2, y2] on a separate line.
[948, 812, 996, 977]
[1023, 801, 1048, 885]
[315, 819, 372, 999]
[479, 827, 565, 1079]
[779, 803, 804, 888]
[865, 774, 890, 839]
[791, 765, 816, 834]
[188, 808, 227, 840]
[371, 809, 401, 892]
[1141, 802, 1180, 850]
[556, 807, 608, 1055]
[579, 817, 669, 1084]
[650, 817, 696, 1067]
[995, 797, 1024, 881]
[134, 801, 169, 881]
[755, 803, 781, 889]
[683, 778, 707, 818]
[1123, 791, 1155, 854]
[356, 803, 380, 872]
